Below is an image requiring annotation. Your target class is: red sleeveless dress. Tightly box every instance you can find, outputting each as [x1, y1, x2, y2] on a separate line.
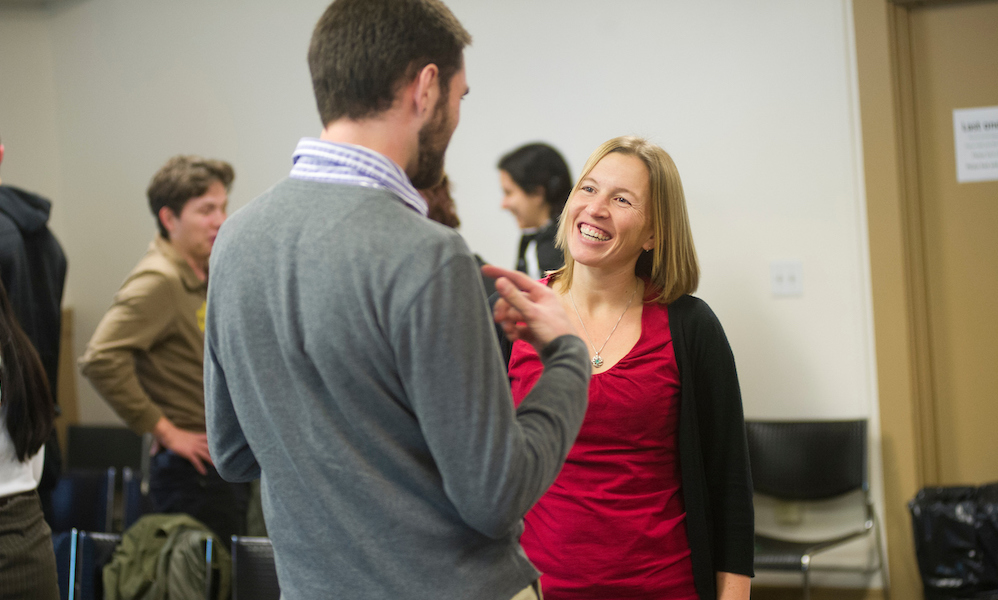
[509, 300, 698, 600]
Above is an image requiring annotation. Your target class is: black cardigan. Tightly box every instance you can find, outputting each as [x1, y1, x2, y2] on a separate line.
[495, 294, 754, 600]
[668, 295, 754, 598]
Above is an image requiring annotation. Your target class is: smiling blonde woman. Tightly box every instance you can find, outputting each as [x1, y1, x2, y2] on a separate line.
[499, 136, 754, 600]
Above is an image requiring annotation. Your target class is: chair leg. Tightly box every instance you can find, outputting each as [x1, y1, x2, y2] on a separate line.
[801, 554, 812, 600]
[68, 529, 79, 600]
[875, 520, 890, 600]
[205, 537, 215, 600]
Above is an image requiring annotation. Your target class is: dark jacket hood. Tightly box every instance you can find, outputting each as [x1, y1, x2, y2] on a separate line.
[0, 185, 53, 234]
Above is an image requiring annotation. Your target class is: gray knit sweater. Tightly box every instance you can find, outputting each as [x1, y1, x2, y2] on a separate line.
[204, 178, 591, 600]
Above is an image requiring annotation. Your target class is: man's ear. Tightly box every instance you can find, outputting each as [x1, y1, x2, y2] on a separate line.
[158, 206, 178, 238]
[411, 63, 440, 119]
[0, 143, 5, 167]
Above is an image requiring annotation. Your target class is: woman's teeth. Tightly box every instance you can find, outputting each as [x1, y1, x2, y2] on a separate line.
[580, 224, 610, 241]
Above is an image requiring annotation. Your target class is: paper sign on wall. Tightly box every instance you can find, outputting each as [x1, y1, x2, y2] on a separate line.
[954, 106, 998, 184]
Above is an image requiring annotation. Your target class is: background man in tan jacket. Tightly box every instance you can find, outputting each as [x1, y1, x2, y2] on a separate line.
[80, 155, 247, 543]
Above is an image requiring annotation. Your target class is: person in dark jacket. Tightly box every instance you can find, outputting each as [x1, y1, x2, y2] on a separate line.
[0, 135, 68, 524]
[498, 142, 572, 279]
[498, 136, 753, 600]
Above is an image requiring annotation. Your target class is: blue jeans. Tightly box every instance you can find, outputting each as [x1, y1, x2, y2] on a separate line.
[149, 450, 249, 546]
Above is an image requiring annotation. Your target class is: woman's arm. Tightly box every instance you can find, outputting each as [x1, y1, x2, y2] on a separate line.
[716, 572, 751, 600]
[687, 298, 755, 577]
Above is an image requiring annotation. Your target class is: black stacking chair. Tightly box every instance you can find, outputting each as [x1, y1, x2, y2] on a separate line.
[205, 536, 219, 600]
[746, 420, 888, 600]
[53, 530, 74, 600]
[66, 425, 143, 472]
[230, 536, 280, 600]
[48, 467, 116, 533]
[69, 530, 122, 600]
[121, 466, 153, 530]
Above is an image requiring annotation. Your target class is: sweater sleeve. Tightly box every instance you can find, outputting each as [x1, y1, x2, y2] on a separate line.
[78, 271, 173, 434]
[394, 252, 591, 539]
[688, 299, 755, 577]
[204, 330, 260, 482]
[487, 290, 514, 368]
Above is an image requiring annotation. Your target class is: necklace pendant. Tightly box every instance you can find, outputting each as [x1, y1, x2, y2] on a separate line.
[591, 355, 604, 368]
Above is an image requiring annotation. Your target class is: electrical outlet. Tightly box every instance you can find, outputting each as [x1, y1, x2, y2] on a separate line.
[770, 260, 803, 297]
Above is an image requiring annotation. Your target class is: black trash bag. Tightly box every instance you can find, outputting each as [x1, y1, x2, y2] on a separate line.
[978, 485, 998, 589]
[910, 484, 998, 600]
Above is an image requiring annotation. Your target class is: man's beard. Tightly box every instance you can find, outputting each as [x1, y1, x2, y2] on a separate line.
[409, 95, 453, 190]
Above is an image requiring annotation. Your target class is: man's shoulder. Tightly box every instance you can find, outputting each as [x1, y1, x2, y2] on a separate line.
[134, 243, 181, 276]
[223, 177, 464, 255]
[0, 209, 20, 236]
[0, 185, 52, 232]
[0, 189, 25, 236]
[117, 247, 185, 300]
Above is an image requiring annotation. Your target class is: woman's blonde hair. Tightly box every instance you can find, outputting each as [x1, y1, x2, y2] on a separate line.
[550, 136, 699, 304]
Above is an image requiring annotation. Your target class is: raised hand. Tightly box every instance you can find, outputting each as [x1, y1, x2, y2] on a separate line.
[482, 265, 578, 353]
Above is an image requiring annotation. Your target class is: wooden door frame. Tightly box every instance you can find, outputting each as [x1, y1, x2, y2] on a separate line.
[850, 0, 972, 597]
[854, 0, 998, 596]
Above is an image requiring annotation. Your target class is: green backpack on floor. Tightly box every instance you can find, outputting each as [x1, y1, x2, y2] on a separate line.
[103, 513, 232, 600]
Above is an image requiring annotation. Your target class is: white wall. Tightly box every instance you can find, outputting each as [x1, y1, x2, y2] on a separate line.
[1, 0, 882, 584]
[0, 6, 66, 251]
[42, 0, 332, 423]
[448, 0, 878, 423]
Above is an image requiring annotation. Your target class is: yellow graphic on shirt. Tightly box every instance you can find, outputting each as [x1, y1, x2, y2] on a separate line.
[197, 301, 207, 333]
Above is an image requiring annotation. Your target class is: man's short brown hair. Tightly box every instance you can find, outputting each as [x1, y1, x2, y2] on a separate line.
[147, 155, 234, 238]
[308, 0, 471, 126]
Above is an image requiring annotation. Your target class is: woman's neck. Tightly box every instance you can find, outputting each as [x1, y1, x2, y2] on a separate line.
[567, 264, 641, 312]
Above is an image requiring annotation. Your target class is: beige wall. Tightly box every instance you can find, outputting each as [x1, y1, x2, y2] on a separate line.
[0, 6, 66, 249]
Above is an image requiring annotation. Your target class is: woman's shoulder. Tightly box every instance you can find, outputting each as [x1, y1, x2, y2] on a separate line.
[666, 294, 719, 326]
[666, 295, 734, 358]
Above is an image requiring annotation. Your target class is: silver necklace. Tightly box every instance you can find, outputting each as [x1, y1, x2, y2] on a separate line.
[568, 284, 638, 369]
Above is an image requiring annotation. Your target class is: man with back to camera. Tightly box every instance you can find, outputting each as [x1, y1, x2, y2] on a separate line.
[203, 1, 592, 598]
[79, 155, 249, 543]
[0, 135, 68, 523]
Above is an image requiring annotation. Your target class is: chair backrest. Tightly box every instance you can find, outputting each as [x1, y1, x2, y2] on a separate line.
[121, 467, 152, 530]
[67, 425, 143, 472]
[73, 531, 122, 600]
[53, 530, 74, 600]
[231, 536, 280, 600]
[48, 467, 116, 533]
[745, 420, 867, 501]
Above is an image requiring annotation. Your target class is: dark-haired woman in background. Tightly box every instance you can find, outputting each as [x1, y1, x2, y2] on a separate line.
[0, 280, 59, 599]
[498, 142, 572, 279]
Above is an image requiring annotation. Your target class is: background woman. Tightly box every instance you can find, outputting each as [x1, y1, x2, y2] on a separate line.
[498, 136, 753, 600]
[497, 142, 572, 279]
[0, 280, 59, 600]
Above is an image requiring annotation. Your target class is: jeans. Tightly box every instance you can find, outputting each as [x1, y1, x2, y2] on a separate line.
[149, 450, 249, 546]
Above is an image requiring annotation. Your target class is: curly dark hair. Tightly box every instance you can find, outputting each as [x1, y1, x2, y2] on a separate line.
[420, 174, 460, 229]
